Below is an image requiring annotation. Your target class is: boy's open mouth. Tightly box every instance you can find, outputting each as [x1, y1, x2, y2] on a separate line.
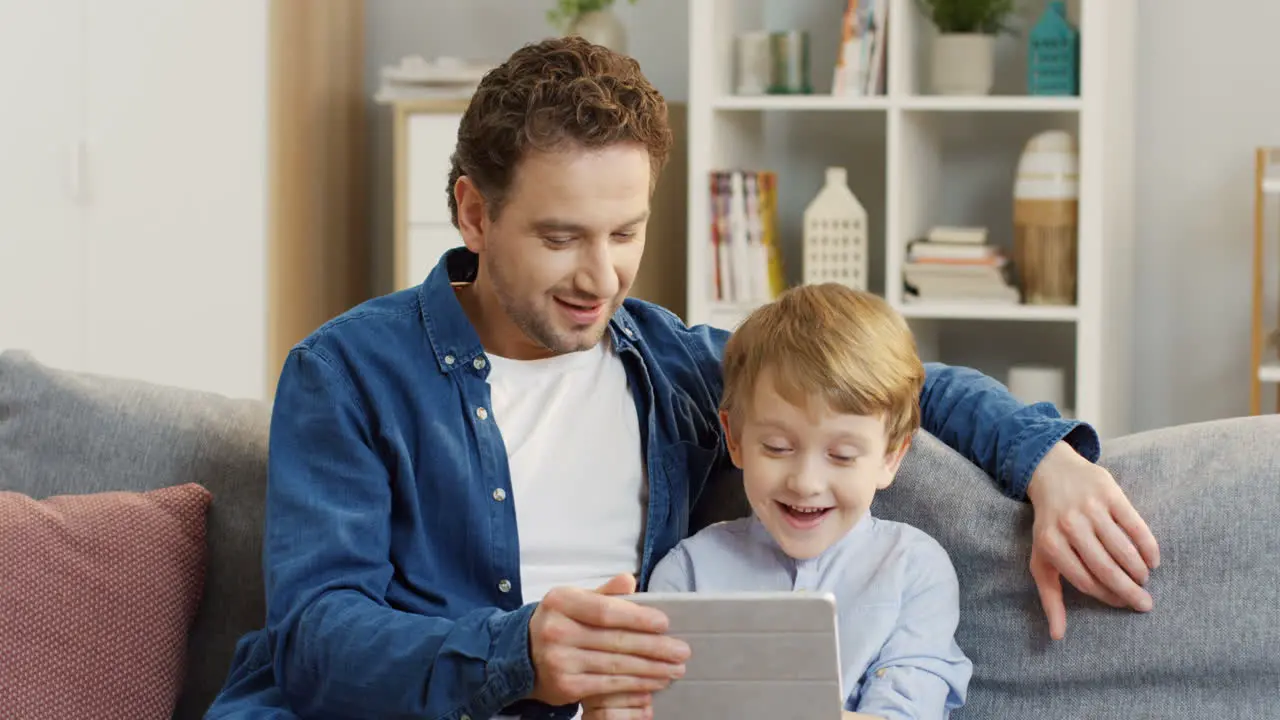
[778, 501, 833, 525]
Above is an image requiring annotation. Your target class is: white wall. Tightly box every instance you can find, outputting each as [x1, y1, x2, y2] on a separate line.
[1134, 0, 1280, 428]
[362, 0, 1280, 430]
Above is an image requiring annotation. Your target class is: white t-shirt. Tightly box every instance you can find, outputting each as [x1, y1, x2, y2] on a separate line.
[485, 337, 648, 605]
[487, 339, 647, 719]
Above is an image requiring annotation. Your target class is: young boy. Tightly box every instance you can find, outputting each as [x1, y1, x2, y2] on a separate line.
[585, 283, 971, 720]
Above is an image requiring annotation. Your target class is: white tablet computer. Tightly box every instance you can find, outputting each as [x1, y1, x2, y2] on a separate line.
[623, 591, 844, 720]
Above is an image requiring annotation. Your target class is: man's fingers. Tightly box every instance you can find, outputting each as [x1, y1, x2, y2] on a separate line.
[576, 673, 671, 698]
[1111, 497, 1161, 570]
[576, 648, 686, 680]
[574, 626, 691, 665]
[584, 692, 653, 710]
[1062, 517, 1152, 611]
[549, 587, 670, 635]
[1093, 511, 1150, 586]
[1041, 529, 1125, 607]
[595, 573, 638, 596]
[1030, 552, 1067, 640]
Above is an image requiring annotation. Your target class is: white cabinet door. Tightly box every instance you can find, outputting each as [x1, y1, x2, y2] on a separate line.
[0, 0, 88, 372]
[408, 113, 462, 225]
[406, 224, 463, 288]
[82, 1, 270, 399]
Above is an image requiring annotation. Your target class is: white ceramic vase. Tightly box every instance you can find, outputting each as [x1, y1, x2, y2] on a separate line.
[568, 10, 627, 54]
[930, 33, 996, 95]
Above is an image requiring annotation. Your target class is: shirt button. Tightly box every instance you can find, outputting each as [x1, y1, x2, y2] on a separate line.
[876, 668, 887, 678]
[473, 356, 486, 370]
[492, 488, 507, 502]
[623, 327, 634, 337]
[476, 407, 488, 420]
[497, 579, 512, 593]
[444, 354, 455, 365]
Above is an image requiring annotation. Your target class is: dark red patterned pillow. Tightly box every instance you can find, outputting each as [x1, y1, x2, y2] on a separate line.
[0, 483, 211, 719]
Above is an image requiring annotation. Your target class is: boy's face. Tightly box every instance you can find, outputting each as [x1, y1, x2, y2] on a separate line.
[720, 368, 910, 560]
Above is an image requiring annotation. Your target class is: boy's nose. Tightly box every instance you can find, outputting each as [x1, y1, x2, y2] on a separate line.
[784, 469, 824, 497]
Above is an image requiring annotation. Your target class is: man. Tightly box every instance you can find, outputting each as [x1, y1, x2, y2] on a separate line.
[207, 37, 1159, 719]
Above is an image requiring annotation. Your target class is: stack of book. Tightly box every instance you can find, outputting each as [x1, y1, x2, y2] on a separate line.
[902, 227, 1019, 305]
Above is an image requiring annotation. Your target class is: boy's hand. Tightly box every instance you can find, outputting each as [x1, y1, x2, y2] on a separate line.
[582, 691, 654, 719]
[1026, 442, 1161, 640]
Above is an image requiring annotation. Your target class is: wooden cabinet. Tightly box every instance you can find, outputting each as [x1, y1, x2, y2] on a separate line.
[0, 0, 367, 400]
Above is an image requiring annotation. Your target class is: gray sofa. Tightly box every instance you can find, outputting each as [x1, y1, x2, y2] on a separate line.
[2, 349, 1277, 719]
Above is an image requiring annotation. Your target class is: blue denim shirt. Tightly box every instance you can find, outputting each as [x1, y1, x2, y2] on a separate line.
[207, 249, 1099, 720]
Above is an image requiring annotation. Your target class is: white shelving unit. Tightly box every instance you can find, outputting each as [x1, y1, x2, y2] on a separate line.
[685, 0, 1136, 439]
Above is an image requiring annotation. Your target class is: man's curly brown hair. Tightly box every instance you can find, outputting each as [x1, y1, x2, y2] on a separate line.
[447, 36, 673, 228]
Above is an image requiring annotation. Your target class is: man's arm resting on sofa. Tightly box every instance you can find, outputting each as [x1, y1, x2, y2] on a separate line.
[262, 347, 535, 719]
[917, 362, 1101, 500]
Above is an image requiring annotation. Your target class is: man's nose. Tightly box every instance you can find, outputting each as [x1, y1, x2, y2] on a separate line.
[575, 240, 620, 299]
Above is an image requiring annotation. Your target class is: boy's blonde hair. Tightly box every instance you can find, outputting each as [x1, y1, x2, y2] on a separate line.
[720, 283, 925, 451]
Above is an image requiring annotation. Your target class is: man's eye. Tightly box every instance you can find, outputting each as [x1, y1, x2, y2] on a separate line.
[613, 231, 637, 240]
[542, 236, 573, 246]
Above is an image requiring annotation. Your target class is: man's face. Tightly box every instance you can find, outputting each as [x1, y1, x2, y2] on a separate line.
[721, 368, 909, 560]
[458, 143, 650, 359]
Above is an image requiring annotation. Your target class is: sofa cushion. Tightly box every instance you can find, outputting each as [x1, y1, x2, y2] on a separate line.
[0, 351, 271, 720]
[0, 483, 211, 719]
[872, 415, 1280, 718]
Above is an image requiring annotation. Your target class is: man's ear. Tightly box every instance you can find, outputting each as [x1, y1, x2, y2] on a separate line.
[877, 434, 913, 489]
[454, 175, 488, 253]
[718, 409, 745, 470]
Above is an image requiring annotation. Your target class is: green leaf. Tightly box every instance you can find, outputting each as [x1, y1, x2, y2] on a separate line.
[915, 0, 1019, 34]
[546, 0, 636, 30]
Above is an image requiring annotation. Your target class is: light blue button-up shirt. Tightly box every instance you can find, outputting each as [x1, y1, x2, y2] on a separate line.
[648, 513, 973, 720]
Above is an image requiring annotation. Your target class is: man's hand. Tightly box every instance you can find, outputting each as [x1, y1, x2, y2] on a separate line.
[581, 691, 654, 720]
[528, 574, 689, 706]
[1026, 442, 1161, 640]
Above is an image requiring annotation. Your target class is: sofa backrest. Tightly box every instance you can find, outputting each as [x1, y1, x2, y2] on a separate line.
[5, 349, 1280, 719]
[872, 415, 1280, 718]
[0, 351, 270, 720]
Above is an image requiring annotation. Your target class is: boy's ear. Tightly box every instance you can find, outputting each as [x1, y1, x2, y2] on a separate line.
[878, 434, 913, 489]
[718, 409, 745, 469]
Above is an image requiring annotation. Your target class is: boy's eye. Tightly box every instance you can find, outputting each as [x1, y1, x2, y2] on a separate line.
[829, 454, 856, 464]
[761, 443, 791, 455]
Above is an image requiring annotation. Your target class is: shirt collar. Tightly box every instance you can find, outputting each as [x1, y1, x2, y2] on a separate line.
[417, 248, 644, 374]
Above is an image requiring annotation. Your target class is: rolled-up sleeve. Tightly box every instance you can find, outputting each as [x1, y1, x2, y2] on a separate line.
[853, 540, 972, 720]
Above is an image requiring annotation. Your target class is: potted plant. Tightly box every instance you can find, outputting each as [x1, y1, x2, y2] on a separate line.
[547, 0, 638, 55]
[916, 0, 1018, 95]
